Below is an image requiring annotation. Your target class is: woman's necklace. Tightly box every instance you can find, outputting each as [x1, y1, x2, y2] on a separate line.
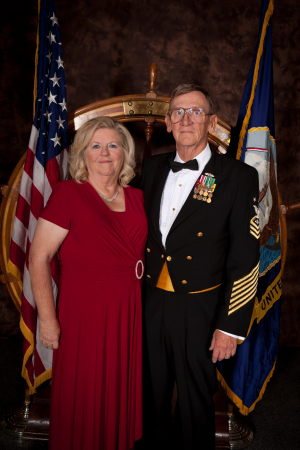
[96, 188, 119, 202]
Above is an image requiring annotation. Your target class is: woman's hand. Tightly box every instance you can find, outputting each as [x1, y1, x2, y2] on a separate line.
[39, 318, 61, 349]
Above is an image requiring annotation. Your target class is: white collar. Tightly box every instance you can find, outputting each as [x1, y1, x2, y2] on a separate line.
[174, 143, 211, 165]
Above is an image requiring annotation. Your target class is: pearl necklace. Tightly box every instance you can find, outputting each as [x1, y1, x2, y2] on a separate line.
[96, 188, 119, 202]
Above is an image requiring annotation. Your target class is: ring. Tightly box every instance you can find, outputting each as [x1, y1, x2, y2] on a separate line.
[225, 354, 230, 357]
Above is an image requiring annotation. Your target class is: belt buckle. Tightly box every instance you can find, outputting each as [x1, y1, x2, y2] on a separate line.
[135, 260, 144, 279]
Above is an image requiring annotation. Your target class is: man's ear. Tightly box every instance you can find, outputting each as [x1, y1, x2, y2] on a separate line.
[165, 114, 172, 133]
[208, 114, 218, 134]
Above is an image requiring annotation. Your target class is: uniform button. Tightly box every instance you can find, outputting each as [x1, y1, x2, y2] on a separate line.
[166, 256, 172, 261]
[147, 274, 151, 278]
[186, 256, 192, 260]
[197, 232, 203, 237]
[161, 254, 164, 258]
[147, 248, 151, 252]
[182, 280, 187, 284]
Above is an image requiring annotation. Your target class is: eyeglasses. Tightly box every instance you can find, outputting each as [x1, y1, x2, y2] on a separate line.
[168, 108, 211, 124]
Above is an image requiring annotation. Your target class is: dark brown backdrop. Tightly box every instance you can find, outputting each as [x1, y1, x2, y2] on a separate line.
[0, 0, 299, 345]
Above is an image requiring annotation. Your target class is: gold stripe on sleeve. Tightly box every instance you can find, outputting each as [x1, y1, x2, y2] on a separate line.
[232, 265, 259, 293]
[228, 262, 259, 314]
[229, 284, 258, 310]
[232, 262, 259, 288]
[228, 296, 254, 315]
[230, 280, 258, 304]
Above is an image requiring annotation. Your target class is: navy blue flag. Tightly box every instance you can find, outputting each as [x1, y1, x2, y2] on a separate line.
[10, 0, 69, 393]
[217, 0, 282, 414]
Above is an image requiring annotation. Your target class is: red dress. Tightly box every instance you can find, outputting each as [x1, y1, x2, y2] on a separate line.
[41, 180, 148, 450]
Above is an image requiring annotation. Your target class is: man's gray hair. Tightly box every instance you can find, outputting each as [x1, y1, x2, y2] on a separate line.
[169, 84, 214, 115]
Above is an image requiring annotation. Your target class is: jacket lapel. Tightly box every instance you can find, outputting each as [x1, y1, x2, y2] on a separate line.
[167, 149, 227, 236]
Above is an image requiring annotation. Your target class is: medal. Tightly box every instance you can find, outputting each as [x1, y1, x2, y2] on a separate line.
[193, 174, 216, 203]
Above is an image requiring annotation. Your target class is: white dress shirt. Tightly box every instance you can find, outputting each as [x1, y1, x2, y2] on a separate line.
[159, 144, 211, 247]
[159, 144, 244, 341]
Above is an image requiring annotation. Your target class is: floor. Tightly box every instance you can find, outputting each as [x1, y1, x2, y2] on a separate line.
[0, 335, 299, 449]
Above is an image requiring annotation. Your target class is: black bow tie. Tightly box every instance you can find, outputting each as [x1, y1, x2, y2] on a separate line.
[169, 159, 199, 173]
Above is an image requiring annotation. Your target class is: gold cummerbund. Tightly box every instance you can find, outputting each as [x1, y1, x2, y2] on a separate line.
[156, 262, 175, 291]
[156, 261, 221, 294]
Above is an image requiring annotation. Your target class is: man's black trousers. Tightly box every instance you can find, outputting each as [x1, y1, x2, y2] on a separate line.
[143, 285, 221, 450]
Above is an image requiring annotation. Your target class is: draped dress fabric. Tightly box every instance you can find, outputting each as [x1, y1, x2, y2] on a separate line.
[40, 180, 148, 450]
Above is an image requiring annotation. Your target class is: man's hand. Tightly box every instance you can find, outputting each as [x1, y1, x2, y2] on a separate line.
[39, 318, 61, 350]
[209, 329, 237, 363]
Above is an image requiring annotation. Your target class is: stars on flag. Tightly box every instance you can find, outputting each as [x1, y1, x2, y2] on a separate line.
[59, 98, 67, 111]
[32, 2, 68, 164]
[50, 133, 61, 147]
[50, 72, 60, 87]
[56, 56, 64, 69]
[48, 32, 57, 45]
[50, 13, 58, 26]
[56, 116, 65, 129]
[48, 91, 57, 105]
[44, 110, 52, 122]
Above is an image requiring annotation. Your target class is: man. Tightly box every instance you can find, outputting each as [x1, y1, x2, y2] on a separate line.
[139, 84, 260, 449]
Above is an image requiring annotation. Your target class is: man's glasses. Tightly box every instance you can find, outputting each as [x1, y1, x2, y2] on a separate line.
[168, 108, 211, 124]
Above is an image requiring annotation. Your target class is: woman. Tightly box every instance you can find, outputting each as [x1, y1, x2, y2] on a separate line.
[29, 117, 148, 450]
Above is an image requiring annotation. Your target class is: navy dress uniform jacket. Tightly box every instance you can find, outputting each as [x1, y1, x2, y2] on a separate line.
[139, 148, 260, 338]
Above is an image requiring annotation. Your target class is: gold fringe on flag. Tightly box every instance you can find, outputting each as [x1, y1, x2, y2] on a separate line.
[20, 316, 36, 394]
[217, 359, 277, 415]
[20, 315, 53, 394]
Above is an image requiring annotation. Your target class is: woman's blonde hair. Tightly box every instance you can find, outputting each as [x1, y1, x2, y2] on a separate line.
[69, 116, 136, 187]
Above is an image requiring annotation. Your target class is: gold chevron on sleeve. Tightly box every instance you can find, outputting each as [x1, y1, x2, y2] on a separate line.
[229, 284, 258, 313]
[250, 216, 260, 239]
[230, 280, 258, 304]
[231, 264, 259, 296]
[231, 263, 259, 291]
[228, 262, 259, 315]
[228, 296, 255, 315]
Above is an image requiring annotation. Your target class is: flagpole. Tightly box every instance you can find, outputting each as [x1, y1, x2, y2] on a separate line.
[226, 401, 253, 448]
[0, 388, 31, 438]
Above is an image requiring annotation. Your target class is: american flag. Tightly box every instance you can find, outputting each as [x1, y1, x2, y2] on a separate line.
[10, 0, 68, 394]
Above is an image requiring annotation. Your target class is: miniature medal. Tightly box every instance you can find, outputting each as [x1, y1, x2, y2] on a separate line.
[193, 174, 216, 203]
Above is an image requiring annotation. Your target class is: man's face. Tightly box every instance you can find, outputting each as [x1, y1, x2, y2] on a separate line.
[165, 91, 217, 154]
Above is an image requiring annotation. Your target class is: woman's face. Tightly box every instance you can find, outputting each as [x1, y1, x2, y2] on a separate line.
[85, 128, 124, 181]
